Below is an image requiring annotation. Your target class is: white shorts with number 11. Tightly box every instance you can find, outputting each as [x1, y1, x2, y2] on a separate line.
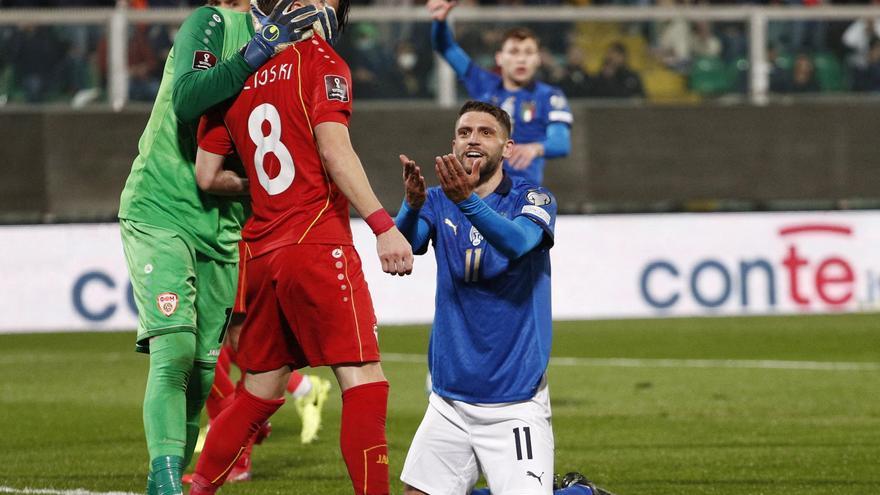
[401, 377, 554, 495]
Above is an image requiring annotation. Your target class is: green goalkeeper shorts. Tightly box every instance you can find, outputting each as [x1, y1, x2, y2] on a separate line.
[120, 219, 237, 365]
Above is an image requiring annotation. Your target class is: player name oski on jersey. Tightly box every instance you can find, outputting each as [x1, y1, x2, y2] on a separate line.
[247, 63, 295, 90]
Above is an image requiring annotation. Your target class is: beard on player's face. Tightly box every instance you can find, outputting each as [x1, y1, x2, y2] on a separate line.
[452, 111, 509, 186]
[454, 146, 503, 186]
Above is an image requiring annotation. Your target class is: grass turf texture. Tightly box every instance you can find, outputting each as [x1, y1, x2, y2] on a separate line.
[0, 313, 878, 495]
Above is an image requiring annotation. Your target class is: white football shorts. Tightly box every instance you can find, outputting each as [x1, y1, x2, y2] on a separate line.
[401, 376, 554, 495]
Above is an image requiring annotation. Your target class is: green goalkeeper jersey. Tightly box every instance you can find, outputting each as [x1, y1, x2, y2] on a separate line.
[119, 6, 254, 263]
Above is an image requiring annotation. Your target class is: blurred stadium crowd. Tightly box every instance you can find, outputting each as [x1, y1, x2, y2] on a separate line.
[1, 0, 879, 105]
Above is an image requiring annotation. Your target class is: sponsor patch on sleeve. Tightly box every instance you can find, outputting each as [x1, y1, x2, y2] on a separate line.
[526, 189, 552, 206]
[550, 94, 569, 110]
[324, 75, 350, 102]
[192, 50, 217, 71]
[522, 205, 551, 225]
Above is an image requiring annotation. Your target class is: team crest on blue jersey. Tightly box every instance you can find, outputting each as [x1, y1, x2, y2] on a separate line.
[521, 101, 536, 123]
[469, 226, 483, 246]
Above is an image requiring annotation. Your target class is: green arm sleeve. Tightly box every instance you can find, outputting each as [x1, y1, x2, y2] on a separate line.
[172, 7, 253, 123]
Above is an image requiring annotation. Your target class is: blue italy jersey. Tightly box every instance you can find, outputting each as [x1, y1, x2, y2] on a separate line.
[462, 65, 573, 185]
[419, 174, 557, 403]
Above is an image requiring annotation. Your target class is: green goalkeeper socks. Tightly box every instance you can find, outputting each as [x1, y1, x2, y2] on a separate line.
[146, 471, 156, 495]
[144, 333, 196, 459]
[183, 362, 215, 468]
[150, 455, 184, 495]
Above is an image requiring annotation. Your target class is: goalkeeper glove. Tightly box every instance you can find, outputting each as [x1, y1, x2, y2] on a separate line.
[242, 0, 326, 70]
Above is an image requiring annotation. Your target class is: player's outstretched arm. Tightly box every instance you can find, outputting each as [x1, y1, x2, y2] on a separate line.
[436, 154, 544, 259]
[395, 154, 432, 253]
[427, 0, 456, 22]
[428, 0, 470, 77]
[315, 122, 414, 276]
[195, 148, 249, 196]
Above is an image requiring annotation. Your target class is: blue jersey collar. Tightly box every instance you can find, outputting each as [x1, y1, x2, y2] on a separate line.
[495, 78, 538, 93]
[494, 172, 513, 196]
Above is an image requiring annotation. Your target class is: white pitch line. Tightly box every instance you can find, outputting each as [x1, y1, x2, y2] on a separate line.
[1, 352, 875, 372]
[0, 487, 139, 495]
[381, 353, 880, 371]
[0, 353, 128, 365]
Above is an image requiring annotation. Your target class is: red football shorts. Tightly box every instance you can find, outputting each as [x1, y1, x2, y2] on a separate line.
[236, 244, 380, 372]
[233, 241, 248, 315]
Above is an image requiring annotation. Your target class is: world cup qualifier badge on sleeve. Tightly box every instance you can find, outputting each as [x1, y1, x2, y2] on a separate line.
[325, 75, 349, 102]
[526, 190, 552, 206]
[192, 50, 218, 71]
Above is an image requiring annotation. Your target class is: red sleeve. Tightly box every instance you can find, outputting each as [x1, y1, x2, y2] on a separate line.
[310, 46, 353, 127]
[197, 108, 234, 156]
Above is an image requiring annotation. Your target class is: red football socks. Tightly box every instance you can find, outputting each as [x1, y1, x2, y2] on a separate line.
[205, 346, 236, 420]
[193, 386, 284, 492]
[285, 370, 305, 395]
[340, 381, 390, 495]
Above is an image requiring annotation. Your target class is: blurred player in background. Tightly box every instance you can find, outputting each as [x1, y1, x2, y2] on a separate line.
[395, 101, 612, 495]
[187, 0, 413, 493]
[427, 0, 572, 185]
[117, 1, 327, 494]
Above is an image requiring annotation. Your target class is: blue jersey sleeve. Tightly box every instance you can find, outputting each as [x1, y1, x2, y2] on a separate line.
[431, 20, 501, 99]
[456, 194, 545, 259]
[542, 122, 571, 159]
[462, 64, 502, 100]
[513, 187, 557, 249]
[431, 20, 471, 77]
[395, 199, 433, 255]
[545, 89, 573, 126]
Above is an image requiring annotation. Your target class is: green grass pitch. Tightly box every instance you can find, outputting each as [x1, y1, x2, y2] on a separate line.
[1, 313, 879, 494]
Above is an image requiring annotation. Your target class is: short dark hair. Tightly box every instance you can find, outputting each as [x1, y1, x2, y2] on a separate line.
[500, 27, 539, 49]
[335, 0, 350, 34]
[256, 0, 350, 34]
[458, 100, 512, 139]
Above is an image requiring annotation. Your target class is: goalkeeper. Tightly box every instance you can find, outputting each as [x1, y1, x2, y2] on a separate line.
[117, 1, 327, 495]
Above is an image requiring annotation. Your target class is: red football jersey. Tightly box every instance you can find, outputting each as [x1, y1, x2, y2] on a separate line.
[199, 36, 354, 258]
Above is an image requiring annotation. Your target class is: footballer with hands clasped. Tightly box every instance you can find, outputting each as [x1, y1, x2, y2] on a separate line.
[188, 0, 411, 493]
[395, 101, 613, 495]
